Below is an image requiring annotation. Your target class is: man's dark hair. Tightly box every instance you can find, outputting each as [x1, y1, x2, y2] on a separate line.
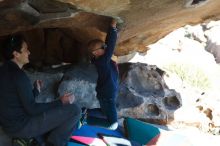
[1, 35, 25, 60]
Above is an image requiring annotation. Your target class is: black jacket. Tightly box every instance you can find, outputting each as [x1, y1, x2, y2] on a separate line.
[0, 61, 62, 133]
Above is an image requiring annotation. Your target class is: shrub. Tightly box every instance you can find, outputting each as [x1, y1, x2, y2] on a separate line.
[163, 63, 210, 90]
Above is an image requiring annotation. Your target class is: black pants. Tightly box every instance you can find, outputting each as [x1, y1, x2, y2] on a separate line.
[98, 96, 118, 124]
[8, 104, 81, 146]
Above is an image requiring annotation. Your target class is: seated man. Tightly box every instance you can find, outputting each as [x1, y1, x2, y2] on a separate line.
[0, 35, 81, 146]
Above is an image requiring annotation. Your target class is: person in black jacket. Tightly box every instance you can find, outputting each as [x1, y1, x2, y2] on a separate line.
[88, 19, 119, 130]
[0, 35, 81, 146]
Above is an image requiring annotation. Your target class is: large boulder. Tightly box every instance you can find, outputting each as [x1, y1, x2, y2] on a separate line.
[57, 63, 181, 124]
[117, 63, 181, 124]
[57, 64, 99, 108]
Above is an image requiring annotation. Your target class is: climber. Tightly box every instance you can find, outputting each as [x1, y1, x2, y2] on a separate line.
[87, 18, 119, 130]
[0, 35, 81, 146]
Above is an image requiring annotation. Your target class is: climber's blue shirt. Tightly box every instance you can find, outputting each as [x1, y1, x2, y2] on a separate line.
[92, 27, 119, 98]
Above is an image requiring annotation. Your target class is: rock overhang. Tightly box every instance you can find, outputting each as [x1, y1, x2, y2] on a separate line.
[1, 0, 220, 56]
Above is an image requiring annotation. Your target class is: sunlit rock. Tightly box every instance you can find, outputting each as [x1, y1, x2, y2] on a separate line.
[1, 0, 220, 55]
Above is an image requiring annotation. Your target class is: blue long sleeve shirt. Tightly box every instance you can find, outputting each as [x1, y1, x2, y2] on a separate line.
[0, 61, 62, 133]
[92, 27, 119, 98]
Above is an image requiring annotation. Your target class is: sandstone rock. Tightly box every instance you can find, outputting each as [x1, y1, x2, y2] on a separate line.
[0, 0, 24, 8]
[117, 87, 144, 110]
[0, 8, 38, 35]
[28, 0, 69, 14]
[56, 62, 181, 123]
[1, 0, 220, 55]
[55, 0, 220, 55]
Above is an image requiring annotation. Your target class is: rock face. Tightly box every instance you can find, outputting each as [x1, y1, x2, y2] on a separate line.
[26, 71, 64, 103]
[1, 0, 220, 56]
[117, 63, 181, 123]
[57, 64, 99, 108]
[56, 63, 181, 124]
[1, 62, 181, 125]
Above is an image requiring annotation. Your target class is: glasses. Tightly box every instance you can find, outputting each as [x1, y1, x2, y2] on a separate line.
[94, 44, 107, 51]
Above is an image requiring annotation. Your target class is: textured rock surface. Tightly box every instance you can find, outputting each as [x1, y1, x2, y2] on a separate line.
[0, 62, 182, 145]
[57, 64, 99, 108]
[26, 71, 64, 103]
[1, 0, 220, 55]
[125, 20, 220, 134]
[117, 63, 181, 123]
[57, 63, 181, 124]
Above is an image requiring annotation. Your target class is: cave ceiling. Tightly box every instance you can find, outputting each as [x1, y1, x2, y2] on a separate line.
[0, 0, 220, 55]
